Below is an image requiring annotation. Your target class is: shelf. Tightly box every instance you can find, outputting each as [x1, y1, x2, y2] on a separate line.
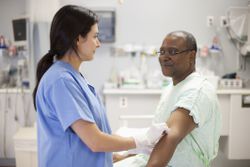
[0, 88, 31, 93]
[103, 88, 250, 95]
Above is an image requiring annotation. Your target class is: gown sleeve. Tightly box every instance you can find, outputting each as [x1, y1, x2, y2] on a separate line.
[174, 88, 212, 127]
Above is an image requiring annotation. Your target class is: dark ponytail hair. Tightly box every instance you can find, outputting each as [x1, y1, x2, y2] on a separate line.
[33, 5, 98, 109]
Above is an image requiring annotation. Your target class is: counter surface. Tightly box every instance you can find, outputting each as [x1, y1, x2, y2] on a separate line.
[0, 88, 31, 93]
[103, 88, 250, 95]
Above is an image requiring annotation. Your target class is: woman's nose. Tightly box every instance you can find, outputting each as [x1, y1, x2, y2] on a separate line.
[96, 39, 101, 48]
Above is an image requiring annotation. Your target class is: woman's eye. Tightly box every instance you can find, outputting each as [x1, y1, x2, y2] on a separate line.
[94, 34, 99, 38]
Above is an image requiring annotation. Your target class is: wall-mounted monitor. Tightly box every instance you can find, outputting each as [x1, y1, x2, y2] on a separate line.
[95, 10, 116, 43]
[12, 17, 29, 46]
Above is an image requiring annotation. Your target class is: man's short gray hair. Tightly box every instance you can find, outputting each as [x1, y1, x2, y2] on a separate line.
[168, 31, 197, 53]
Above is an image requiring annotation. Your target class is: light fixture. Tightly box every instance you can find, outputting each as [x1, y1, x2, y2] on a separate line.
[118, 0, 124, 5]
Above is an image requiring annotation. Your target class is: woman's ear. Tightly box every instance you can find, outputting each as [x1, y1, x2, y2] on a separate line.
[77, 35, 87, 44]
[76, 35, 80, 46]
[76, 35, 83, 47]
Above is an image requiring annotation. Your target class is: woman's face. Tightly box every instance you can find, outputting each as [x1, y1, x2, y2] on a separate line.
[76, 23, 101, 61]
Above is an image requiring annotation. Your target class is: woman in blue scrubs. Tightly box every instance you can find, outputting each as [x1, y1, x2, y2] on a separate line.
[33, 5, 168, 167]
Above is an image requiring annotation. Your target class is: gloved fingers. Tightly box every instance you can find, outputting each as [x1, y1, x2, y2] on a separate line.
[127, 148, 139, 155]
[127, 146, 153, 155]
[114, 150, 130, 157]
[113, 153, 129, 163]
[146, 123, 169, 144]
[150, 122, 170, 134]
[141, 146, 153, 155]
[131, 123, 170, 149]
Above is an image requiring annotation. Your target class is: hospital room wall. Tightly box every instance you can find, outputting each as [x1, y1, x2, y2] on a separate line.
[0, 0, 27, 43]
[0, 1, 250, 167]
[0, 0, 250, 92]
[61, 0, 250, 92]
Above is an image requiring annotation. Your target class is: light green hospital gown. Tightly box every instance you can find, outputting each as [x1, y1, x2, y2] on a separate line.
[114, 72, 221, 167]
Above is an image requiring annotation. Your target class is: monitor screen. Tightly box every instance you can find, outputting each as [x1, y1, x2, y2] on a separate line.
[12, 18, 28, 46]
[95, 11, 116, 43]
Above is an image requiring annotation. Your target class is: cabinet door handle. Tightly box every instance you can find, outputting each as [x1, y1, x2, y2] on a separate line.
[7, 97, 11, 109]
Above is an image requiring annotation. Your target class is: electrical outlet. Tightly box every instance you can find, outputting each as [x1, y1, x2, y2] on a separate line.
[207, 16, 214, 27]
[119, 96, 128, 108]
[220, 16, 228, 27]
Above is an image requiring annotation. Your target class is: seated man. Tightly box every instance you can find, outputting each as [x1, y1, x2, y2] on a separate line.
[114, 31, 221, 167]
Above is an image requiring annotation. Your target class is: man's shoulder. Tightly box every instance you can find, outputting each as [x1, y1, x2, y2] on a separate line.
[176, 76, 217, 103]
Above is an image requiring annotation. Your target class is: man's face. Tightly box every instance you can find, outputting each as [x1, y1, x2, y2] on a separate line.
[159, 34, 194, 80]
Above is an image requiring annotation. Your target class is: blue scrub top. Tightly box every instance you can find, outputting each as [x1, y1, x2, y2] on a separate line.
[36, 60, 113, 167]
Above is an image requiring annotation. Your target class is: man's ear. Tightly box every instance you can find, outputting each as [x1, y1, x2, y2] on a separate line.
[189, 50, 196, 65]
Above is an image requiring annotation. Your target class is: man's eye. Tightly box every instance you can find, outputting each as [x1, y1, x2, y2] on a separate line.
[160, 50, 165, 55]
[168, 49, 178, 55]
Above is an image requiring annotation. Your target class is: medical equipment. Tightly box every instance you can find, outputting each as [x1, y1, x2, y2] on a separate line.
[226, 3, 250, 56]
[106, 44, 159, 89]
[107, 44, 143, 89]
[94, 10, 116, 43]
[12, 17, 29, 47]
[218, 79, 243, 89]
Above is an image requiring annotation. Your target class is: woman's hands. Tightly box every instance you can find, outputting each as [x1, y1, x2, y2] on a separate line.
[114, 123, 170, 156]
[132, 122, 170, 149]
[112, 153, 135, 163]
